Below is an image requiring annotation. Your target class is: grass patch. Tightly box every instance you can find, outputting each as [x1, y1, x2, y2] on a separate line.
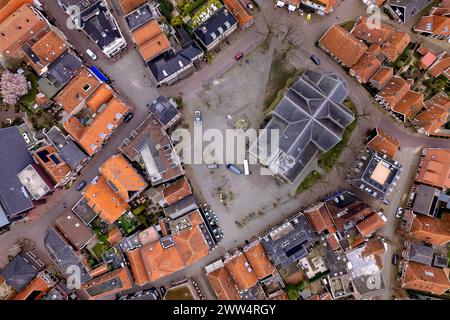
[286, 281, 306, 300]
[297, 171, 321, 194]
[264, 51, 298, 112]
[91, 239, 111, 260]
[340, 20, 355, 31]
[317, 99, 358, 172]
[423, 75, 450, 98]
[116, 212, 140, 235]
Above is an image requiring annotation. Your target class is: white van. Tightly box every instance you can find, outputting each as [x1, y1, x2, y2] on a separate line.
[86, 49, 97, 60]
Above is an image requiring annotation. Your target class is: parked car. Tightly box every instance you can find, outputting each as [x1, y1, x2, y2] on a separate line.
[226, 164, 242, 175]
[22, 132, 31, 144]
[395, 207, 404, 219]
[392, 253, 399, 265]
[310, 55, 321, 65]
[235, 52, 244, 61]
[194, 110, 201, 123]
[123, 112, 134, 123]
[86, 49, 97, 60]
[207, 163, 219, 169]
[76, 180, 87, 191]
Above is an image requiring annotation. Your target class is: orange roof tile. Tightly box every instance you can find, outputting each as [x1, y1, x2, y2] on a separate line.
[420, 51, 438, 68]
[119, 0, 147, 14]
[83, 176, 128, 224]
[99, 154, 147, 202]
[89, 264, 109, 278]
[24, 28, 67, 74]
[64, 96, 129, 156]
[304, 203, 335, 233]
[369, 66, 393, 89]
[55, 67, 101, 114]
[356, 212, 386, 237]
[222, 0, 254, 28]
[34, 145, 72, 185]
[393, 91, 424, 120]
[0, 3, 47, 56]
[224, 251, 258, 291]
[428, 54, 450, 80]
[126, 249, 149, 286]
[163, 177, 192, 205]
[140, 240, 186, 282]
[319, 24, 368, 67]
[0, 0, 31, 23]
[13, 274, 52, 300]
[376, 76, 411, 107]
[414, 94, 450, 135]
[243, 241, 276, 280]
[207, 267, 242, 300]
[107, 227, 123, 245]
[362, 238, 385, 257]
[411, 214, 450, 246]
[380, 30, 410, 62]
[415, 15, 450, 37]
[82, 267, 133, 300]
[351, 16, 394, 44]
[326, 233, 341, 251]
[417, 148, 450, 189]
[173, 225, 209, 265]
[132, 20, 171, 62]
[367, 127, 399, 158]
[402, 262, 450, 295]
[86, 83, 114, 113]
[349, 46, 382, 83]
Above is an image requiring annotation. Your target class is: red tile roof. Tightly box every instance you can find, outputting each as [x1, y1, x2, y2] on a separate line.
[243, 241, 276, 280]
[351, 16, 394, 44]
[415, 15, 450, 37]
[319, 24, 368, 67]
[428, 54, 450, 80]
[126, 249, 149, 286]
[207, 267, 242, 300]
[356, 212, 386, 237]
[402, 262, 450, 295]
[376, 76, 411, 108]
[369, 66, 393, 89]
[163, 177, 192, 205]
[414, 93, 449, 136]
[367, 127, 399, 158]
[82, 267, 133, 300]
[224, 251, 258, 291]
[392, 90, 424, 121]
[417, 148, 450, 189]
[410, 214, 450, 246]
[349, 45, 382, 83]
[223, 0, 254, 28]
[380, 30, 410, 62]
[304, 203, 335, 233]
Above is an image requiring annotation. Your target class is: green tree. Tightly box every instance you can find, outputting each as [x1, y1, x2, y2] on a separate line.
[171, 16, 183, 27]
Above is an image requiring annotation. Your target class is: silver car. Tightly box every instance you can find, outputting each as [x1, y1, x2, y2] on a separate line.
[194, 110, 201, 123]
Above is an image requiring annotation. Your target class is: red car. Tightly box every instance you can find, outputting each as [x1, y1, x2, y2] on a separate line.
[235, 52, 244, 61]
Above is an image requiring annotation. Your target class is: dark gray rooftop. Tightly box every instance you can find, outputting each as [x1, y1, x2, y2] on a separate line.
[45, 126, 89, 171]
[85, 274, 124, 297]
[58, 0, 99, 12]
[433, 255, 449, 269]
[124, 3, 153, 31]
[44, 227, 91, 283]
[0, 205, 9, 229]
[254, 70, 354, 183]
[148, 96, 181, 128]
[147, 44, 203, 83]
[348, 148, 401, 202]
[412, 184, 440, 216]
[79, 1, 122, 51]
[352, 273, 386, 299]
[0, 254, 39, 291]
[72, 197, 99, 225]
[194, 7, 237, 47]
[260, 213, 317, 269]
[46, 51, 83, 91]
[408, 242, 433, 266]
[385, 0, 433, 23]
[0, 127, 34, 218]
[164, 195, 198, 219]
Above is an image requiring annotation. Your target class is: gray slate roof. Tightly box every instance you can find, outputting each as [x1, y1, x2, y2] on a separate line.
[260, 213, 317, 269]
[148, 96, 181, 128]
[164, 195, 198, 219]
[408, 242, 433, 266]
[194, 7, 237, 47]
[44, 227, 91, 283]
[124, 3, 153, 31]
[46, 51, 83, 91]
[0, 127, 34, 218]
[0, 254, 39, 291]
[45, 126, 88, 170]
[412, 184, 440, 216]
[257, 70, 354, 183]
[386, 0, 433, 23]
